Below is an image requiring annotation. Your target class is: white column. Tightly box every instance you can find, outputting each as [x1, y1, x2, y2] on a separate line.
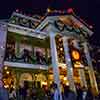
[63, 37, 76, 92]
[0, 23, 7, 87]
[15, 42, 20, 56]
[49, 32, 62, 100]
[78, 69, 87, 87]
[72, 40, 87, 88]
[82, 42, 98, 94]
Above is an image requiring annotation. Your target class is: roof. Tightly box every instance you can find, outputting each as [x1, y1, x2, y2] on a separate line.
[0, 12, 93, 40]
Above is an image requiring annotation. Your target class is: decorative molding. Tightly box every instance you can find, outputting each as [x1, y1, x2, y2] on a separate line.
[4, 61, 48, 70]
[8, 23, 47, 39]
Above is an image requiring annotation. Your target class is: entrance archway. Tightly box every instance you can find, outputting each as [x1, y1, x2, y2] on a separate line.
[19, 73, 32, 87]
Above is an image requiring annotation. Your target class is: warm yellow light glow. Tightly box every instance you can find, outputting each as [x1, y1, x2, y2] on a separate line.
[42, 82, 47, 85]
[4, 66, 8, 70]
[72, 50, 80, 60]
[64, 77, 67, 81]
[47, 8, 52, 13]
[74, 61, 84, 68]
[60, 48, 63, 51]
[76, 61, 81, 65]
[4, 85, 9, 88]
[66, 82, 69, 86]
[6, 71, 10, 74]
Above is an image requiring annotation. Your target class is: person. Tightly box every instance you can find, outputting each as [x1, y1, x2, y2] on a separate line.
[31, 85, 37, 100]
[53, 83, 60, 100]
[85, 87, 94, 100]
[97, 91, 100, 100]
[0, 81, 9, 100]
[49, 83, 55, 100]
[63, 85, 77, 100]
[17, 85, 25, 100]
[36, 51, 41, 64]
[5, 44, 11, 61]
[17, 82, 27, 100]
[26, 88, 32, 100]
[10, 45, 16, 61]
[9, 87, 16, 100]
[76, 85, 83, 100]
[82, 86, 87, 100]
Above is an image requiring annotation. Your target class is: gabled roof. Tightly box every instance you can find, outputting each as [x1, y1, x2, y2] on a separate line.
[36, 14, 93, 37]
[1, 12, 93, 40]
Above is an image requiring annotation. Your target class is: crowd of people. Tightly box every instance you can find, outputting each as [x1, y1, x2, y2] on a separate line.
[0, 81, 100, 100]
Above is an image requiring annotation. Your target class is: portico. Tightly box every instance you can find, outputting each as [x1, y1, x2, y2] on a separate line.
[0, 12, 98, 97]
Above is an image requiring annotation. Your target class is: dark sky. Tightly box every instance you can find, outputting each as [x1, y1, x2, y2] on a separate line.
[0, 0, 100, 46]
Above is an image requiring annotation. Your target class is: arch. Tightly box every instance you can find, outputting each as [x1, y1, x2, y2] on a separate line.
[19, 73, 32, 86]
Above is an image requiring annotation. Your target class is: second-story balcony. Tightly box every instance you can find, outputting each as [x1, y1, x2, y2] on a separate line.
[4, 61, 48, 70]
[4, 44, 51, 69]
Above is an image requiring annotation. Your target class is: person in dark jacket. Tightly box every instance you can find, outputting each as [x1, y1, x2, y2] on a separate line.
[85, 87, 94, 100]
[63, 85, 76, 100]
[0, 83, 9, 100]
[76, 85, 83, 100]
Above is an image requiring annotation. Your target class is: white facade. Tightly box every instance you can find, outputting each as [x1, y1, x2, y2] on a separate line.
[0, 12, 98, 96]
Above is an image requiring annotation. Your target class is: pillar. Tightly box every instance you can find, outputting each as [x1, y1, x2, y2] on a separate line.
[15, 40, 20, 56]
[0, 23, 7, 87]
[49, 32, 62, 100]
[72, 40, 87, 88]
[62, 37, 76, 92]
[82, 42, 98, 94]
[78, 69, 87, 87]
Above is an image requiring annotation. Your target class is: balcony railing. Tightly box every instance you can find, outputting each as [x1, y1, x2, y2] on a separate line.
[4, 48, 51, 66]
[4, 61, 48, 70]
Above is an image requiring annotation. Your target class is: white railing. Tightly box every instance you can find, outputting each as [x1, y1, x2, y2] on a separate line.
[4, 61, 48, 70]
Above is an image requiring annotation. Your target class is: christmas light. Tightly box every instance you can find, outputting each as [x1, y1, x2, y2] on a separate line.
[60, 48, 63, 51]
[4, 66, 8, 70]
[6, 71, 10, 74]
[47, 8, 52, 13]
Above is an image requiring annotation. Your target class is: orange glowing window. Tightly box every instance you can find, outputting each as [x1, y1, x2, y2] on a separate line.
[72, 50, 80, 60]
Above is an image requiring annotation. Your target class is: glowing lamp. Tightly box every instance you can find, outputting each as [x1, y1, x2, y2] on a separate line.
[60, 48, 63, 51]
[4, 66, 8, 70]
[72, 50, 80, 60]
[47, 8, 52, 13]
[66, 82, 69, 86]
[67, 8, 73, 14]
[6, 71, 10, 75]
[42, 82, 47, 85]
[64, 77, 67, 81]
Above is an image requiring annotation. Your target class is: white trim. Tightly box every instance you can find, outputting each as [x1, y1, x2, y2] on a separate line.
[12, 12, 41, 22]
[4, 61, 48, 70]
[8, 23, 47, 39]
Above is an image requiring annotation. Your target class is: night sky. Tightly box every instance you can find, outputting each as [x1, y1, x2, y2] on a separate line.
[0, 0, 100, 46]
